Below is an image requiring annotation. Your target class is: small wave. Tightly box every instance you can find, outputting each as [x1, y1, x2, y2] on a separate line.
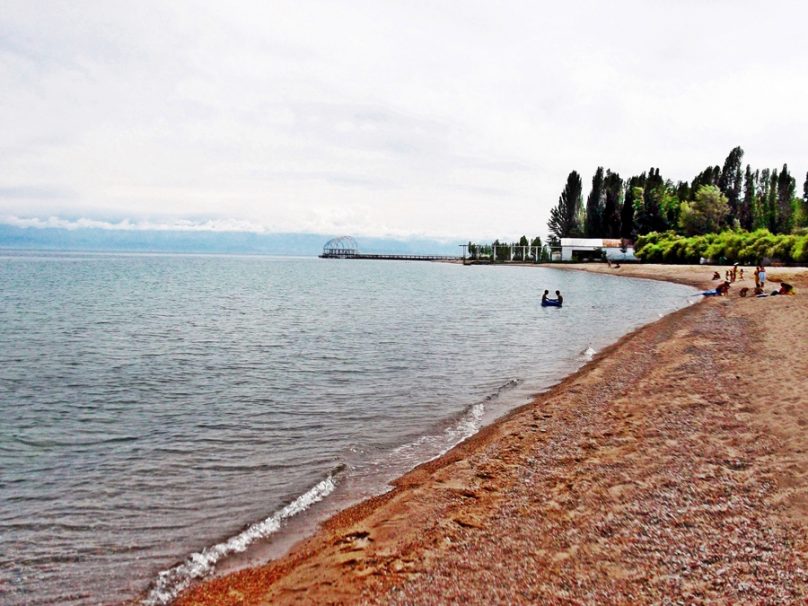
[142, 469, 342, 606]
[482, 378, 521, 401]
[13, 434, 139, 448]
[391, 398, 490, 464]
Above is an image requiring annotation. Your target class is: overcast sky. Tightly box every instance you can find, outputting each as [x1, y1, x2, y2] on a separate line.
[2, 0, 807, 241]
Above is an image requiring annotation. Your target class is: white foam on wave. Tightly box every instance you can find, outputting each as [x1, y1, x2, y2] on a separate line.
[390, 400, 486, 467]
[142, 473, 338, 606]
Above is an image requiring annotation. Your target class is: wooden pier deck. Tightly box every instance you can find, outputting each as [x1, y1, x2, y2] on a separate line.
[319, 253, 461, 262]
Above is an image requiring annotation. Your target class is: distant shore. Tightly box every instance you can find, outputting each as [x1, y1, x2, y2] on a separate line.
[172, 263, 808, 605]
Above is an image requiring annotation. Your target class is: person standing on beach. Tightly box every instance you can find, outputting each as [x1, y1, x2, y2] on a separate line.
[754, 265, 761, 288]
[759, 264, 767, 289]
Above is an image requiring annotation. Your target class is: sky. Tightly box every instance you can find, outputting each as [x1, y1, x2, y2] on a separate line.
[2, 0, 808, 242]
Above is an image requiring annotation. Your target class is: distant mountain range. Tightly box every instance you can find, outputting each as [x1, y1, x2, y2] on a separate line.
[0, 224, 463, 256]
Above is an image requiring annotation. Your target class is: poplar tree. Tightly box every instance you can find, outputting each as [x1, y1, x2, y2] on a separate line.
[757, 169, 771, 230]
[635, 168, 668, 234]
[620, 174, 645, 239]
[547, 170, 583, 239]
[801, 172, 808, 227]
[718, 146, 744, 225]
[602, 170, 624, 238]
[691, 165, 720, 193]
[767, 169, 779, 232]
[585, 167, 605, 237]
[741, 165, 756, 230]
[776, 164, 796, 233]
[675, 181, 691, 202]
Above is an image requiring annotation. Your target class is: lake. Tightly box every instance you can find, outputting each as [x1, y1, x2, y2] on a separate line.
[0, 252, 693, 605]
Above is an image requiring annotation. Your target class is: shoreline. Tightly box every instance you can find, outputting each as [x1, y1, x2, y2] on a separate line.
[172, 264, 808, 605]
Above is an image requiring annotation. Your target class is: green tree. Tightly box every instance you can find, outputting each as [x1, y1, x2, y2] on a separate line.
[635, 168, 669, 234]
[675, 180, 691, 202]
[767, 169, 779, 232]
[741, 165, 758, 230]
[776, 163, 796, 233]
[691, 165, 720, 193]
[548, 170, 583, 239]
[679, 185, 730, 235]
[602, 170, 623, 238]
[530, 236, 542, 262]
[620, 174, 645, 238]
[756, 169, 771, 230]
[660, 184, 682, 229]
[800, 172, 808, 227]
[516, 235, 529, 261]
[718, 146, 744, 224]
[585, 167, 605, 237]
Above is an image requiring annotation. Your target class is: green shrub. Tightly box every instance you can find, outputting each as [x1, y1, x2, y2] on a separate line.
[793, 236, 808, 263]
[771, 235, 797, 262]
[634, 229, 807, 265]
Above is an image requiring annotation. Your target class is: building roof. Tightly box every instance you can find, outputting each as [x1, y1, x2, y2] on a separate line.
[560, 238, 605, 247]
[560, 238, 626, 248]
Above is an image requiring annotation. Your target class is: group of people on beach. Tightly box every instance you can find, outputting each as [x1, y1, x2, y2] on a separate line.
[714, 265, 745, 282]
[706, 262, 795, 298]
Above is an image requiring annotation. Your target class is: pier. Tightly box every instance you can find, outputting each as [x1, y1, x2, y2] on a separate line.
[319, 252, 460, 261]
[319, 236, 461, 262]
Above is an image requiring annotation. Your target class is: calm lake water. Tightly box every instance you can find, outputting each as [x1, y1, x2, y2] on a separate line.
[0, 252, 693, 605]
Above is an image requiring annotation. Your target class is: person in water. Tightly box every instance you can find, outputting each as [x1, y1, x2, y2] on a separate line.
[555, 290, 563, 304]
[541, 289, 549, 303]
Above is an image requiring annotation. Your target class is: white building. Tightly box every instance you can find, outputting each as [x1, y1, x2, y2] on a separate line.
[558, 238, 637, 262]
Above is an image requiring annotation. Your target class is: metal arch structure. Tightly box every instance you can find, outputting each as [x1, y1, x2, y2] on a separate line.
[322, 236, 359, 257]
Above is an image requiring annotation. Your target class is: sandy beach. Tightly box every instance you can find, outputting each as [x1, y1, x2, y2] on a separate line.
[172, 263, 808, 605]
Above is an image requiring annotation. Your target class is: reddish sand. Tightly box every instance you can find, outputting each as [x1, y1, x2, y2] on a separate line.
[172, 264, 808, 605]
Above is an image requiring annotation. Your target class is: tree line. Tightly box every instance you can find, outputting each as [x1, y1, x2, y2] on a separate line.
[467, 236, 551, 262]
[547, 146, 808, 240]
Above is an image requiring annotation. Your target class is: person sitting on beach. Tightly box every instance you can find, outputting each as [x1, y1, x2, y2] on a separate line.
[778, 282, 796, 296]
[541, 289, 549, 303]
[754, 286, 766, 297]
[555, 290, 563, 304]
[739, 287, 749, 297]
[702, 281, 730, 297]
[712, 271, 721, 280]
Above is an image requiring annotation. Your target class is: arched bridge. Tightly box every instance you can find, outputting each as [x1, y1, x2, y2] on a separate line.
[319, 236, 461, 262]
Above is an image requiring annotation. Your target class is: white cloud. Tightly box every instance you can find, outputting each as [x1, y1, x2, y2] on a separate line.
[1, 0, 807, 240]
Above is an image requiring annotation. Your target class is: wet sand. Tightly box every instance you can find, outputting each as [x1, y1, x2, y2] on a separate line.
[172, 264, 808, 605]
